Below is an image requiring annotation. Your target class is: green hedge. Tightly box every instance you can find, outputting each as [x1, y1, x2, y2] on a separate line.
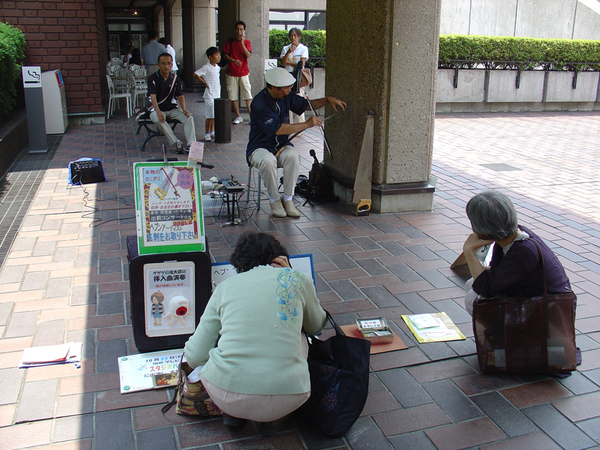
[268, 31, 600, 72]
[438, 34, 600, 71]
[0, 23, 26, 121]
[269, 29, 326, 67]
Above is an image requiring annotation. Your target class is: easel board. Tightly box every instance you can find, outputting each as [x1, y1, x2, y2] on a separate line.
[133, 161, 205, 255]
[211, 254, 316, 290]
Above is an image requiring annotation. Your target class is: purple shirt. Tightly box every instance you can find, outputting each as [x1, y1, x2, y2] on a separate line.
[472, 225, 572, 298]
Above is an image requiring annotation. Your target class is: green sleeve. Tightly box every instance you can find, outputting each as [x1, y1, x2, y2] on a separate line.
[183, 294, 221, 369]
[300, 272, 327, 335]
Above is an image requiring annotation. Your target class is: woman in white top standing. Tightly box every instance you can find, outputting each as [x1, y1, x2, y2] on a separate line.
[280, 28, 309, 124]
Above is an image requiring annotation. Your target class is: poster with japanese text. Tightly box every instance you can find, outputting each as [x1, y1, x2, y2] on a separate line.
[133, 162, 205, 255]
[118, 349, 182, 394]
[143, 261, 196, 338]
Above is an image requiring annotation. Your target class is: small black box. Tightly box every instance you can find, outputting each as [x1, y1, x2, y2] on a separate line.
[69, 159, 106, 185]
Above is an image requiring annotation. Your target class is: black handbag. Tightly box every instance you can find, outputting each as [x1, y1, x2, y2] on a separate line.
[298, 311, 371, 437]
[473, 239, 577, 374]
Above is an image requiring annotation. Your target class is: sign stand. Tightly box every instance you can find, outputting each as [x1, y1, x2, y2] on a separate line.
[21, 66, 48, 153]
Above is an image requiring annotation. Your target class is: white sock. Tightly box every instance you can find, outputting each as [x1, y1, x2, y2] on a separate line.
[269, 197, 279, 203]
[283, 195, 293, 202]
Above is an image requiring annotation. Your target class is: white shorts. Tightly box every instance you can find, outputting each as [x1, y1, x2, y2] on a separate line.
[204, 97, 214, 119]
[226, 74, 252, 102]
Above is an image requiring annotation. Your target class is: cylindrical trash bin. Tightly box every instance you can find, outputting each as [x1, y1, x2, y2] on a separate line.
[214, 98, 231, 143]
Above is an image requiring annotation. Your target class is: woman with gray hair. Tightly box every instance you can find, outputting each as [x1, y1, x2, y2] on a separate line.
[463, 190, 572, 315]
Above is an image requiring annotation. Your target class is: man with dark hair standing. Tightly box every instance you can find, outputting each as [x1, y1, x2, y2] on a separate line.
[141, 30, 166, 76]
[222, 21, 252, 124]
[148, 53, 196, 154]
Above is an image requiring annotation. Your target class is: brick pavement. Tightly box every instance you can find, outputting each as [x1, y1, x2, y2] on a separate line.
[0, 96, 599, 449]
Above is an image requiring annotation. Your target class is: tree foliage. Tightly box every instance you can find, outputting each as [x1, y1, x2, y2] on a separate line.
[0, 22, 26, 121]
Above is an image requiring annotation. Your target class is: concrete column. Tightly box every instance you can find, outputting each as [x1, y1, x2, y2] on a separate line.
[171, 0, 183, 70]
[326, 0, 440, 212]
[181, 0, 217, 89]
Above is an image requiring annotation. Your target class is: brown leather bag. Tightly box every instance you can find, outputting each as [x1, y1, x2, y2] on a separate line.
[472, 240, 577, 374]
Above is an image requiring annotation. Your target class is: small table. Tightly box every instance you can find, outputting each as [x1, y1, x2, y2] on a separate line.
[221, 187, 244, 226]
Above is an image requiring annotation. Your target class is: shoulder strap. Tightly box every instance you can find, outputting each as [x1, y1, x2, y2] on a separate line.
[157, 74, 178, 105]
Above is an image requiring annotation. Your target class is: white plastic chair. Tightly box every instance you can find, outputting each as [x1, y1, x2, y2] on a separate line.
[128, 65, 148, 110]
[106, 75, 131, 119]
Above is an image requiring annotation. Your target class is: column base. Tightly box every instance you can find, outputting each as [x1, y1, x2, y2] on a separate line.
[329, 168, 436, 214]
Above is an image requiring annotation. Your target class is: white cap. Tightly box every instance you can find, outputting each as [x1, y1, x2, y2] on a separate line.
[264, 67, 296, 87]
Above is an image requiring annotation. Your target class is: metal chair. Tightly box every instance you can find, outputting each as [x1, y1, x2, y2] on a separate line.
[106, 75, 132, 119]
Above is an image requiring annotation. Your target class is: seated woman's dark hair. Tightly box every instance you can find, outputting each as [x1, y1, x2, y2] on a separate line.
[466, 190, 518, 241]
[230, 232, 289, 273]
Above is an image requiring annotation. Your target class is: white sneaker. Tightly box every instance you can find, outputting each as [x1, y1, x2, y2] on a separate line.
[270, 199, 287, 218]
[210, 132, 215, 139]
[233, 116, 243, 125]
[175, 140, 184, 154]
[283, 200, 300, 218]
[204, 133, 212, 141]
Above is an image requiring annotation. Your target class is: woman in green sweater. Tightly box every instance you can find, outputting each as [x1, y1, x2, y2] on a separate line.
[184, 232, 327, 429]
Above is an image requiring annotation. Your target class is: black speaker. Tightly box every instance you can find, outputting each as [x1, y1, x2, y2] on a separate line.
[68, 159, 106, 185]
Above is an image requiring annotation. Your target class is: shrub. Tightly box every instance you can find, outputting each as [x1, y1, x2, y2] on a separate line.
[439, 34, 600, 71]
[269, 29, 326, 67]
[0, 22, 26, 121]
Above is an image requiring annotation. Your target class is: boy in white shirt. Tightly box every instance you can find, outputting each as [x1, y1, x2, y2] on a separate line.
[194, 47, 222, 141]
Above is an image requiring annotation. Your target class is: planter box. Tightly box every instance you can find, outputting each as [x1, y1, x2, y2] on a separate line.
[436, 69, 485, 103]
[487, 70, 545, 103]
[545, 71, 599, 102]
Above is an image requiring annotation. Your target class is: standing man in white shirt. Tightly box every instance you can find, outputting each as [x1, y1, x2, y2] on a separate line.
[159, 38, 179, 73]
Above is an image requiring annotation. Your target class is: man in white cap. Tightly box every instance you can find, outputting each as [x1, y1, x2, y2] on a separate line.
[247, 67, 346, 218]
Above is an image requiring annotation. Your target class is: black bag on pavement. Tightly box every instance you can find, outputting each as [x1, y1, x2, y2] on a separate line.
[298, 311, 371, 437]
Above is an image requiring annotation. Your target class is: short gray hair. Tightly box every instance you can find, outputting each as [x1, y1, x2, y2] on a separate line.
[466, 190, 518, 240]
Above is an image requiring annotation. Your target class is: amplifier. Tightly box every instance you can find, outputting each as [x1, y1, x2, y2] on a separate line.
[68, 159, 106, 185]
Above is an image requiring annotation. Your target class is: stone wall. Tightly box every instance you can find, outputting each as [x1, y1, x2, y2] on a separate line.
[0, 0, 106, 115]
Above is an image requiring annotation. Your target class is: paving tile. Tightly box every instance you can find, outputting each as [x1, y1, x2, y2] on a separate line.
[470, 391, 537, 437]
[453, 373, 522, 396]
[0, 368, 25, 405]
[522, 403, 596, 450]
[373, 403, 452, 436]
[479, 431, 563, 450]
[32, 319, 67, 346]
[423, 379, 483, 422]
[360, 389, 401, 416]
[56, 393, 94, 417]
[1, 420, 52, 449]
[4, 311, 39, 338]
[500, 379, 573, 409]
[15, 379, 58, 423]
[370, 347, 430, 371]
[577, 417, 600, 442]
[388, 430, 437, 450]
[377, 368, 432, 408]
[346, 416, 394, 450]
[558, 370, 600, 394]
[96, 339, 127, 373]
[408, 358, 476, 383]
[96, 388, 168, 412]
[136, 426, 178, 450]
[96, 410, 134, 450]
[425, 417, 506, 450]
[96, 291, 124, 315]
[552, 390, 600, 422]
[45, 277, 73, 298]
[176, 419, 255, 447]
[360, 286, 403, 308]
[53, 414, 93, 442]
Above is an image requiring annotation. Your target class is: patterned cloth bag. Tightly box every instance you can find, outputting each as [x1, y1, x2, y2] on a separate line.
[161, 357, 222, 416]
